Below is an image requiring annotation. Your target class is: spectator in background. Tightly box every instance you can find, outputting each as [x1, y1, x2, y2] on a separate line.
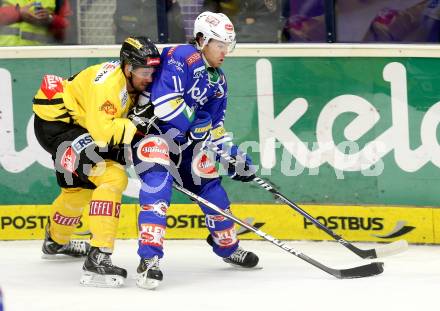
[281, 0, 326, 42]
[235, 0, 282, 43]
[0, 0, 71, 46]
[422, 0, 440, 42]
[114, 0, 185, 44]
[336, 0, 439, 43]
[202, 0, 240, 24]
[363, 0, 431, 42]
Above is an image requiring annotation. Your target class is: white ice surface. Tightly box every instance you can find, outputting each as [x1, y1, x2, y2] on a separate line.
[1, 239, 439, 311]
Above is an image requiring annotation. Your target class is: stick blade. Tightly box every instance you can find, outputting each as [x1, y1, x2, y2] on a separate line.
[374, 240, 408, 258]
[336, 262, 384, 279]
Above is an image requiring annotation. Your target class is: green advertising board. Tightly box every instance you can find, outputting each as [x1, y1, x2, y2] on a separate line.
[1, 46, 440, 206]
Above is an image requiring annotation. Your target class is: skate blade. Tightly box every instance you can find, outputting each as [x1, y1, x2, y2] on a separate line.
[226, 263, 263, 270]
[136, 274, 161, 290]
[80, 271, 125, 288]
[41, 253, 84, 261]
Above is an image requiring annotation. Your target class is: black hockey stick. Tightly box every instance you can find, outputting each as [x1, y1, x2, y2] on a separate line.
[173, 183, 384, 279]
[210, 144, 408, 259]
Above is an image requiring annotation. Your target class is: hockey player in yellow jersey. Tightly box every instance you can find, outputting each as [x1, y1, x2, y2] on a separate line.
[32, 36, 160, 288]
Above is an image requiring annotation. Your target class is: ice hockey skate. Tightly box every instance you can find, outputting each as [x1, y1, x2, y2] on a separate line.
[80, 247, 127, 288]
[223, 246, 259, 268]
[136, 256, 163, 290]
[42, 224, 90, 260]
[207, 235, 260, 269]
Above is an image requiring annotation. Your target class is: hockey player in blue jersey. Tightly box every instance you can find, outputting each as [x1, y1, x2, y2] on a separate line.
[129, 11, 259, 289]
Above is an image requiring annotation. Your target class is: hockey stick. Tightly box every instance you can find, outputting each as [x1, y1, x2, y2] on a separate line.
[210, 143, 408, 259]
[173, 183, 384, 279]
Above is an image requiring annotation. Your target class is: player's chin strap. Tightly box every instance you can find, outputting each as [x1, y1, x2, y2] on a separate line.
[208, 142, 408, 260]
[173, 182, 384, 279]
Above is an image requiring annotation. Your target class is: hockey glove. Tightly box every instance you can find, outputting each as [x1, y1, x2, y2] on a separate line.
[223, 145, 256, 182]
[107, 144, 131, 166]
[127, 102, 156, 136]
[188, 111, 212, 144]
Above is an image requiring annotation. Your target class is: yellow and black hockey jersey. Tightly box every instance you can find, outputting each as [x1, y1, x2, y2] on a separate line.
[33, 61, 137, 147]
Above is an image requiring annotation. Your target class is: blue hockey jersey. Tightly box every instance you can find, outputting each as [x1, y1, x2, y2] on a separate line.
[150, 44, 231, 146]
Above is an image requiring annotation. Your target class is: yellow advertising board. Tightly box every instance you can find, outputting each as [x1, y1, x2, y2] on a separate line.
[0, 204, 437, 243]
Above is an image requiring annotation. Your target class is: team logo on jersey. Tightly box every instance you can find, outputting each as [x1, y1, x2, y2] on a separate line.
[40, 74, 64, 100]
[186, 52, 201, 66]
[100, 100, 117, 115]
[213, 226, 238, 247]
[139, 223, 165, 246]
[192, 151, 219, 179]
[60, 146, 77, 174]
[137, 136, 170, 165]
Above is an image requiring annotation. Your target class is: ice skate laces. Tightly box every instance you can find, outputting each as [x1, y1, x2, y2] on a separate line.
[95, 251, 113, 267]
[228, 247, 248, 264]
[141, 256, 160, 272]
[61, 240, 89, 256]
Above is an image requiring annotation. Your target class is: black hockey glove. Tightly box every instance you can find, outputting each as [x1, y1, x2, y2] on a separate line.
[127, 102, 156, 136]
[221, 145, 256, 182]
[107, 144, 131, 166]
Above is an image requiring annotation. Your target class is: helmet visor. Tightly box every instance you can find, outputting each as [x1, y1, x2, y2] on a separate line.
[130, 66, 156, 79]
[208, 39, 236, 53]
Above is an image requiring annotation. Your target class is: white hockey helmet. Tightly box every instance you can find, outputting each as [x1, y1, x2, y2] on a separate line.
[193, 11, 236, 53]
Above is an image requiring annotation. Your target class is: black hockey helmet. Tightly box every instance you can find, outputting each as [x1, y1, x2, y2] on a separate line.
[120, 36, 160, 68]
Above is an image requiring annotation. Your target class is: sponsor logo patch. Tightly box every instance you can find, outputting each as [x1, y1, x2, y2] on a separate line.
[206, 214, 227, 228]
[139, 223, 165, 246]
[71, 133, 94, 153]
[147, 57, 160, 66]
[125, 37, 143, 49]
[89, 200, 113, 216]
[53, 212, 81, 226]
[141, 201, 169, 218]
[137, 136, 170, 165]
[40, 74, 64, 100]
[186, 52, 201, 66]
[168, 57, 184, 72]
[192, 151, 219, 179]
[120, 89, 128, 109]
[205, 15, 220, 26]
[94, 61, 118, 83]
[213, 226, 237, 247]
[115, 203, 121, 218]
[167, 46, 177, 56]
[60, 146, 77, 174]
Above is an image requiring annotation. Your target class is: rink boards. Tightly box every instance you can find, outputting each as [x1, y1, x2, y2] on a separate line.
[0, 203, 438, 243]
[2, 45, 440, 244]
